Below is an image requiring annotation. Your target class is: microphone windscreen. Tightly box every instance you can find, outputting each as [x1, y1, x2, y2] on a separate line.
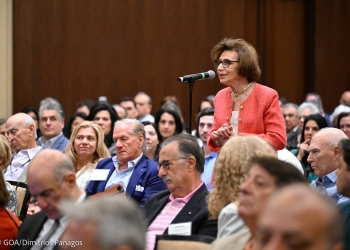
[208, 70, 215, 79]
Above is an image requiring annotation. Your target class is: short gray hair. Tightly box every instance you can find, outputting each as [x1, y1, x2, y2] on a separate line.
[114, 119, 146, 153]
[161, 134, 204, 173]
[61, 196, 146, 250]
[298, 102, 319, 116]
[39, 97, 65, 121]
[22, 113, 37, 139]
[282, 103, 298, 111]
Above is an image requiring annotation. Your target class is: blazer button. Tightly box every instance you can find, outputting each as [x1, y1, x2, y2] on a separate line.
[238, 118, 242, 122]
[226, 117, 229, 121]
[240, 106, 244, 109]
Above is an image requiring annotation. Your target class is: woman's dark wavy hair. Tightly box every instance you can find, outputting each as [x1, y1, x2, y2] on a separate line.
[88, 102, 120, 148]
[142, 121, 161, 160]
[64, 112, 88, 139]
[154, 108, 183, 142]
[300, 113, 328, 143]
[299, 113, 328, 173]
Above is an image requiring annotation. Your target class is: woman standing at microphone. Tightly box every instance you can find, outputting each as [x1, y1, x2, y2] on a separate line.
[208, 38, 286, 152]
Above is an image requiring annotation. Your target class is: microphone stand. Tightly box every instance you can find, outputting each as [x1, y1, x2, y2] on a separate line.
[187, 79, 196, 133]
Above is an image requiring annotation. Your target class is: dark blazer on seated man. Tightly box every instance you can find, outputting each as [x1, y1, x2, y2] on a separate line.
[143, 183, 217, 237]
[13, 150, 85, 250]
[143, 134, 218, 250]
[86, 155, 167, 206]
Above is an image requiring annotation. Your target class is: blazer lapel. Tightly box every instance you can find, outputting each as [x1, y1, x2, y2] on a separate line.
[126, 156, 146, 196]
[147, 192, 170, 226]
[163, 184, 208, 234]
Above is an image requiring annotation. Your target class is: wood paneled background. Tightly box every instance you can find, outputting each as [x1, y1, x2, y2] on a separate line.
[13, 0, 350, 127]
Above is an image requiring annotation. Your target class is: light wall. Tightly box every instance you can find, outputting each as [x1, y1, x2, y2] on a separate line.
[0, 0, 12, 118]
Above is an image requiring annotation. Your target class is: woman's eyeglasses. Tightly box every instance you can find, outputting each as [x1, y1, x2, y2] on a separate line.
[214, 59, 239, 68]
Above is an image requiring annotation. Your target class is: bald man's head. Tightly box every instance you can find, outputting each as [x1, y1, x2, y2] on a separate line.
[27, 150, 81, 220]
[255, 184, 343, 250]
[5, 113, 37, 152]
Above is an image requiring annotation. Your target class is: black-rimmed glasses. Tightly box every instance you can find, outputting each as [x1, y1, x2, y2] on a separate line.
[157, 158, 187, 171]
[214, 59, 239, 68]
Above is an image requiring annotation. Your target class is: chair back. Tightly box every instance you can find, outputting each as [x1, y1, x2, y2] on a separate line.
[155, 235, 215, 250]
[7, 181, 31, 221]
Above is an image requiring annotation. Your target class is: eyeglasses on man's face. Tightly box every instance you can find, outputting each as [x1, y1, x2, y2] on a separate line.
[157, 158, 187, 171]
[214, 59, 239, 68]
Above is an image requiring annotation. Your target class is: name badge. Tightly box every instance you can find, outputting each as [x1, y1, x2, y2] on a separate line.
[90, 169, 110, 181]
[168, 222, 192, 236]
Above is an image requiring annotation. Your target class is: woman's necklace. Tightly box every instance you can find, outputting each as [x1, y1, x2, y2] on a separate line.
[231, 82, 252, 97]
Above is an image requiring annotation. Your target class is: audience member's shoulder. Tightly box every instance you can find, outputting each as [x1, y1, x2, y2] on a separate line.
[96, 157, 113, 166]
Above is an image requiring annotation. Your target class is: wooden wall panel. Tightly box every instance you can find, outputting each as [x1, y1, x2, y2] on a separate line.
[13, 0, 257, 127]
[12, 0, 350, 126]
[314, 0, 350, 112]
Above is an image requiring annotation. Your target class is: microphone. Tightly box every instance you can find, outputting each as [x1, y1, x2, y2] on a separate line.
[178, 70, 215, 82]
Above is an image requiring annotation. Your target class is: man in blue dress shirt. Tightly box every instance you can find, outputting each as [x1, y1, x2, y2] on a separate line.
[308, 128, 348, 204]
[86, 119, 167, 207]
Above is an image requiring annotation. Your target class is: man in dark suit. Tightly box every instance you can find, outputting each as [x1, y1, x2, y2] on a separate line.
[86, 119, 167, 207]
[13, 150, 85, 250]
[36, 97, 69, 153]
[143, 134, 218, 250]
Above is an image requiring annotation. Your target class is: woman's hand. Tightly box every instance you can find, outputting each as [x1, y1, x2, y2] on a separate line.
[297, 138, 311, 161]
[212, 124, 234, 146]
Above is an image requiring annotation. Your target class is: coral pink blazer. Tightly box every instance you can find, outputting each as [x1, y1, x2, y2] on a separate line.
[208, 83, 286, 152]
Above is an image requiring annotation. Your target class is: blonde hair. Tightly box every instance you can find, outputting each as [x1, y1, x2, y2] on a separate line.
[208, 136, 276, 219]
[0, 135, 12, 170]
[66, 121, 110, 168]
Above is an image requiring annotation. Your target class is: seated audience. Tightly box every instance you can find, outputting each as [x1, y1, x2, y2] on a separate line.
[142, 121, 161, 162]
[195, 108, 216, 190]
[13, 150, 85, 250]
[208, 136, 276, 238]
[143, 134, 218, 250]
[3, 113, 42, 182]
[209, 157, 307, 250]
[198, 95, 214, 111]
[76, 99, 95, 116]
[340, 91, 350, 106]
[255, 184, 343, 250]
[120, 97, 139, 119]
[0, 170, 21, 250]
[336, 138, 350, 249]
[37, 97, 69, 153]
[0, 118, 6, 136]
[66, 121, 110, 190]
[337, 112, 350, 138]
[63, 112, 88, 139]
[21, 106, 42, 139]
[297, 102, 319, 132]
[331, 104, 350, 127]
[305, 92, 332, 127]
[292, 114, 328, 181]
[154, 108, 183, 143]
[135, 92, 155, 123]
[308, 128, 348, 204]
[282, 103, 300, 151]
[112, 104, 128, 119]
[0, 135, 17, 214]
[88, 101, 119, 156]
[61, 196, 146, 250]
[86, 119, 167, 207]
